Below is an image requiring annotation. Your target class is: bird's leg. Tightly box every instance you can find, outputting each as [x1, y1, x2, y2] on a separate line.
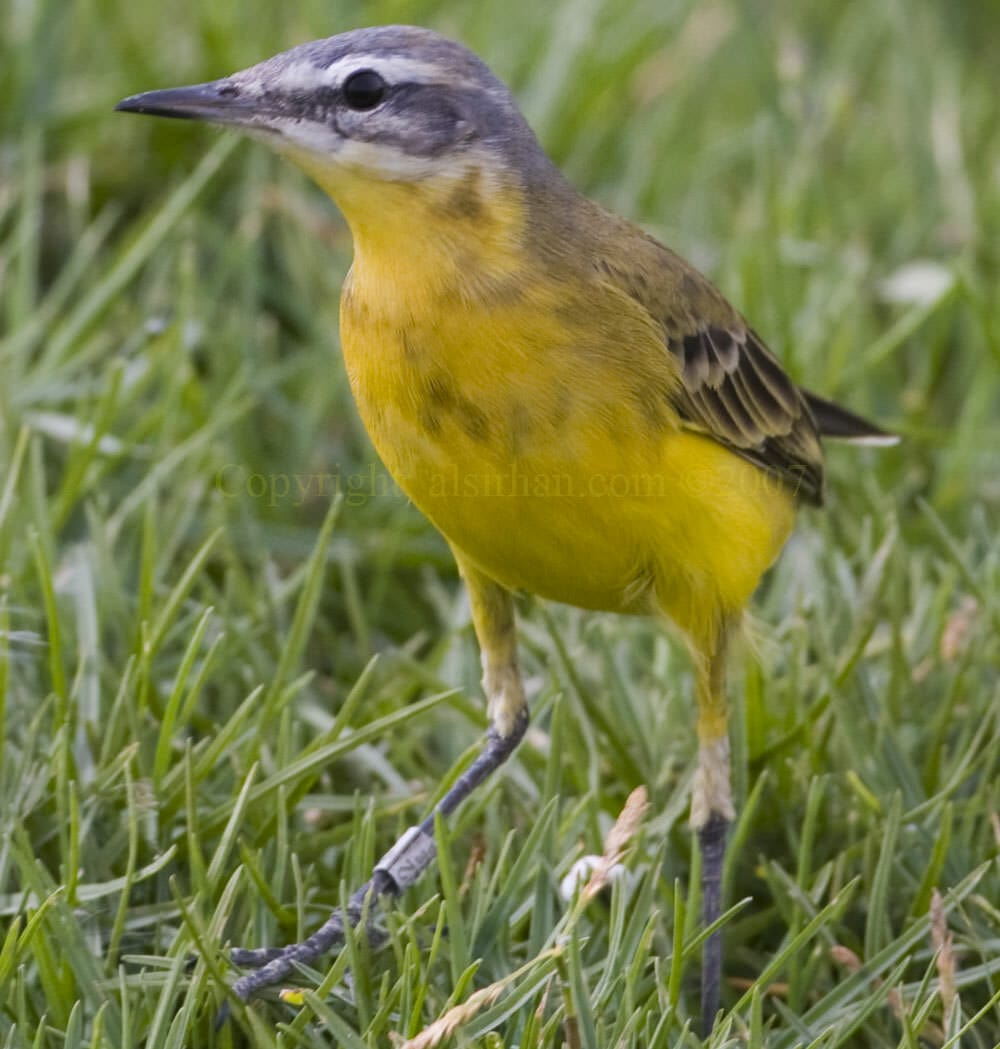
[227, 560, 526, 1003]
[690, 618, 736, 1036]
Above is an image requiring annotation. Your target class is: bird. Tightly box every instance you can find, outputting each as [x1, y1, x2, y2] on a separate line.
[116, 25, 896, 1033]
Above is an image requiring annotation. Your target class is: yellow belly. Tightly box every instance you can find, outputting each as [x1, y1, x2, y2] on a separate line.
[341, 297, 795, 639]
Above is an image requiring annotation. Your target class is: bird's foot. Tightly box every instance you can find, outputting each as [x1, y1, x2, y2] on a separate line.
[226, 826, 437, 1000]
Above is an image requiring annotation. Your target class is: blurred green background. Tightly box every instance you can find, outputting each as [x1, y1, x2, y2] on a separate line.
[1, 0, 998, 1046]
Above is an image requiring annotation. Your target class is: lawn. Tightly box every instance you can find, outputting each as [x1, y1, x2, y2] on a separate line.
[1, 0, 998, 1046]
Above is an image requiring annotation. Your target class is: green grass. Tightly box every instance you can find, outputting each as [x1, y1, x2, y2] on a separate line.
[2, 0, 999, 1045]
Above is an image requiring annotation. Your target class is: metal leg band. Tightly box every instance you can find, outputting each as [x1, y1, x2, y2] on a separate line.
[373, 825, 438, 893]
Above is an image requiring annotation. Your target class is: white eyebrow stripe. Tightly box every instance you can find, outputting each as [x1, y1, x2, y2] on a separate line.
[265, 61, 331, 91]
[323, 54, 448, 84]
[270, 54, 479, 93]
[270, 61, 333, 92]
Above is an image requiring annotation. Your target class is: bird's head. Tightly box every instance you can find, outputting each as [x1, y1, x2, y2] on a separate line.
[116, 25, 560, 249]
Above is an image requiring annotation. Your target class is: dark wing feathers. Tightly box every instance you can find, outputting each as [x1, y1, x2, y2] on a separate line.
[669, 324, 825, 504]
[801, 389, 898, 444]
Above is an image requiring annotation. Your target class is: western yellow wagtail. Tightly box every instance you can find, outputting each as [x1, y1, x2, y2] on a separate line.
[117, 25, 896, 1031]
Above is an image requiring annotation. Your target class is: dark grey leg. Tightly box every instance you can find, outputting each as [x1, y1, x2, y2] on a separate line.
[218, 561, 524, 1020]
[699, 811, 728, 1035]
[226, 710, 528, 1004]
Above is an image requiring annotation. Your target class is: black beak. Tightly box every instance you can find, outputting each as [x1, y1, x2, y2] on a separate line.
[115, 81, 255, 125]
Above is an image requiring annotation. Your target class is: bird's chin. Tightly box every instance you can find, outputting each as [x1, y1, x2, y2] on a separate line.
[241, 123, 292, 146]
[253, 119, 340, 154]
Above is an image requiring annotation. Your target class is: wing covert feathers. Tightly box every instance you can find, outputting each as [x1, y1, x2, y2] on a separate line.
[671, 324, 825, 504]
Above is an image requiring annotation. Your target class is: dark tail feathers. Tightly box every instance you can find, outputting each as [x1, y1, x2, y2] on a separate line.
[803, 390, 899, 446]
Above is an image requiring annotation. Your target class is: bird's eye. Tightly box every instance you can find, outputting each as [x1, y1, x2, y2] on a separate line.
[342, 69, 387, 110]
